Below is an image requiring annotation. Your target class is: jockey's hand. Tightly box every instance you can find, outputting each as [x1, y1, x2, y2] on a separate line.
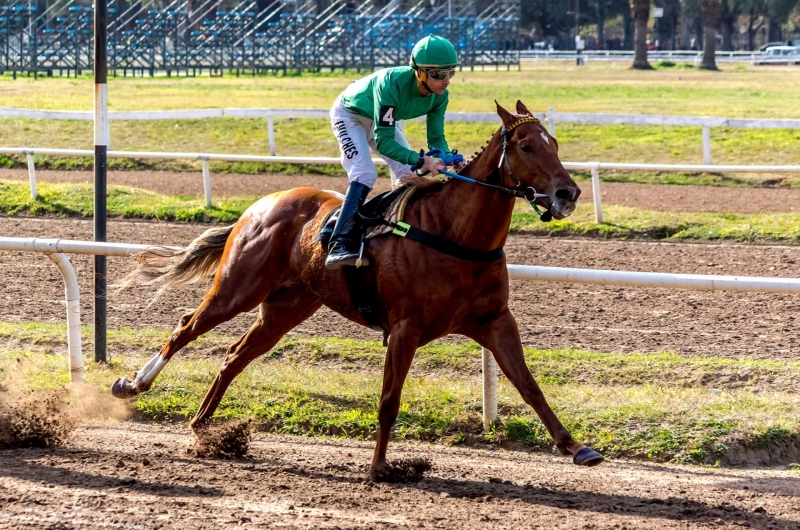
[422, 155, 446, 176]
[451, 159, 466, 172]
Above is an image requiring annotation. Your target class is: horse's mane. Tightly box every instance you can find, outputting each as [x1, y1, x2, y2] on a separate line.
[398, 122, 506, 190]
[397, 174, 443, 189]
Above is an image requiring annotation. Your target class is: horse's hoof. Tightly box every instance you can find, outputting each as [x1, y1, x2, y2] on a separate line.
[111, 377, 137, 398]
[573, 447, 604, 467]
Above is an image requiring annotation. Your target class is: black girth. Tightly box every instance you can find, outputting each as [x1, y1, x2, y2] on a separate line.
[364, 216, 505, 263]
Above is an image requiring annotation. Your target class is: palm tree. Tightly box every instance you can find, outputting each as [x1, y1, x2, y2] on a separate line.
[632, 0, 653, 69]
[700, 0, 722, 69]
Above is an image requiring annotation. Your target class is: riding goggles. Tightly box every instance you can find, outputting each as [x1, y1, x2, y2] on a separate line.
[425, 68, 456, 81]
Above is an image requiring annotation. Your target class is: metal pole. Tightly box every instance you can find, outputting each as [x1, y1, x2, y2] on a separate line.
[481, 347, 497, 431]
[94, 0, 109, 363]
[547, 107, 556, 137]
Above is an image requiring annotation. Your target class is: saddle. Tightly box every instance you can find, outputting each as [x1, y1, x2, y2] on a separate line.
[313, 185, 419, 248]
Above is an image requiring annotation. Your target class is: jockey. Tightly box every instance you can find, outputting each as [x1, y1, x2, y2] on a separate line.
[326, 34, 461, 270]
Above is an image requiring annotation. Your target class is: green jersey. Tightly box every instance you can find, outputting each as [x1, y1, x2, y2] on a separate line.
[340, 66, 451, 166]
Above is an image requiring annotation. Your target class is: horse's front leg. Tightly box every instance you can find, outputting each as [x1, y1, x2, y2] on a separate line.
[469, 308, 604, 466]
[370, 319, 421, 478]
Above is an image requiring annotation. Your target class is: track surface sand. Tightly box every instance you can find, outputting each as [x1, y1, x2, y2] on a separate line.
[2, 423, 799, 529]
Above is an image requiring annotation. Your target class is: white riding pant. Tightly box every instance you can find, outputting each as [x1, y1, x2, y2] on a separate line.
[330, 95, 414, 189]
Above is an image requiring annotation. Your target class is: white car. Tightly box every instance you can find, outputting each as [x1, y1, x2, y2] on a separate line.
[756, 46, 799, 65]
[763, 45, 799, 56]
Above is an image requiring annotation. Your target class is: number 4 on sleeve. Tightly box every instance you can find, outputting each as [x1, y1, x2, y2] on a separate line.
[379, 105, 396, 127]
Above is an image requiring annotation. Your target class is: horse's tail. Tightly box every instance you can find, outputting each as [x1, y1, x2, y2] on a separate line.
[118, 224, 234, 302]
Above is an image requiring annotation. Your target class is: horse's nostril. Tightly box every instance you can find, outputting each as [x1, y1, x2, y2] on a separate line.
[555, 188, 572, 202]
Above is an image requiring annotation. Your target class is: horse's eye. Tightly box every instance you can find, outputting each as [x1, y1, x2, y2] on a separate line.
[520, 145, 532, 153]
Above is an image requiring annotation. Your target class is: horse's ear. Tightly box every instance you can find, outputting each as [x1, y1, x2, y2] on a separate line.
[516, 100, 533, 116]
[495, 100, 514, 126]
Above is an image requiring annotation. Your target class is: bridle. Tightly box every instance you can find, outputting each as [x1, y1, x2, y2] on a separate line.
[418, 116, 560, 223]
[497, 116, 555, 222]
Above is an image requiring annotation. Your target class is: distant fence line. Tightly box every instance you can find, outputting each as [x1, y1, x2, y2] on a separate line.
[2, 106, 799, 165]
[519, 50, 799, 66]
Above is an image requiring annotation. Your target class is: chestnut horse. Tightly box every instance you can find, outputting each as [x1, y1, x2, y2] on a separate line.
[112, 100, 604, 475]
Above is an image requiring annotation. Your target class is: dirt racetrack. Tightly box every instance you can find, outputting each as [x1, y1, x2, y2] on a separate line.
[1, 422, 799, 529]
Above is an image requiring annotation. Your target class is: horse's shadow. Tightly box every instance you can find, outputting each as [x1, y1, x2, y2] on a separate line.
[626, 461, 800, 498]
[287, 464, 795, 528]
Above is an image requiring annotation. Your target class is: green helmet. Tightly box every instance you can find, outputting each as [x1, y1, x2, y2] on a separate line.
[410, 34, 459, 69]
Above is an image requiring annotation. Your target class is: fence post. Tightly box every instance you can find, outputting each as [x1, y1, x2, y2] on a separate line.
[46, 252, 83, 383]
[591, 163, 603, 224]
[547, 107, 556, 137]
[482, 346, 498, 431]
[24, 150, 38, 199]
[702, 126, 712, 165]
[268, 115, 276, 156]
[200, 156, 213, 207]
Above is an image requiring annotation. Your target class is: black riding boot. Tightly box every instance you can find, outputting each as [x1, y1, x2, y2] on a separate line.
[325, 181, 371, 270]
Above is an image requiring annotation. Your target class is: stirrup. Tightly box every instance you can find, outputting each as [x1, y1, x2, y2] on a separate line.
[355, 240, 366, 268]
[325, 246, 370, 270]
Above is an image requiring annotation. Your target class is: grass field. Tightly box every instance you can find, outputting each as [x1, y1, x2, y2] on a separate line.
[3, 321, 799, 465]
[3, 62, 800, 117]
[1, 63, 800, 175]
[3, 180, 800, 242]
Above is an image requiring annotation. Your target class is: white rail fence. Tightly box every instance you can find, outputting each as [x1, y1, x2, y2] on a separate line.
[3, 106, 800, 165]
[3, 146, 800, 224]
[2, 237, 800, 429]
[0, 238, 155, 382]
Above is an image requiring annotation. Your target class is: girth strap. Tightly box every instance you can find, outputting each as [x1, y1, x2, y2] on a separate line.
[378, 218, 505, 263]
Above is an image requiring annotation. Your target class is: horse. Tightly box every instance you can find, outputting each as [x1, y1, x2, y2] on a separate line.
[111, 100, 604, 476]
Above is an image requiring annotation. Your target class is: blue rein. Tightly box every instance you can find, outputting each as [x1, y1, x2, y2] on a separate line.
[411, 149, 551, 216]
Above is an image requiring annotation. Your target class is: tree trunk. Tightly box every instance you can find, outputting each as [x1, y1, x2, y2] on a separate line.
[624, 5, 635, 49]
[695, 16, 703, 49]
[748, 11, 757, 51]
[596, 1, 606, 50]
[700, 0, 721, 70]
[679, 0, 691, 49]
[768, 16, 783, 42]
[632, 0, 652, 69]
[720, 16, 733, 51]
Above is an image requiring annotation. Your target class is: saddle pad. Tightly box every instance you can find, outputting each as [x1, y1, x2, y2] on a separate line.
[364, 185, 418, 240]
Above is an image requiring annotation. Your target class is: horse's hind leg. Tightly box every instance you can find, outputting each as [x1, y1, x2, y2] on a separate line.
[112, 240, 288, 398]
[190, 288, 322, 430]
[470, 309, 604, 467]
